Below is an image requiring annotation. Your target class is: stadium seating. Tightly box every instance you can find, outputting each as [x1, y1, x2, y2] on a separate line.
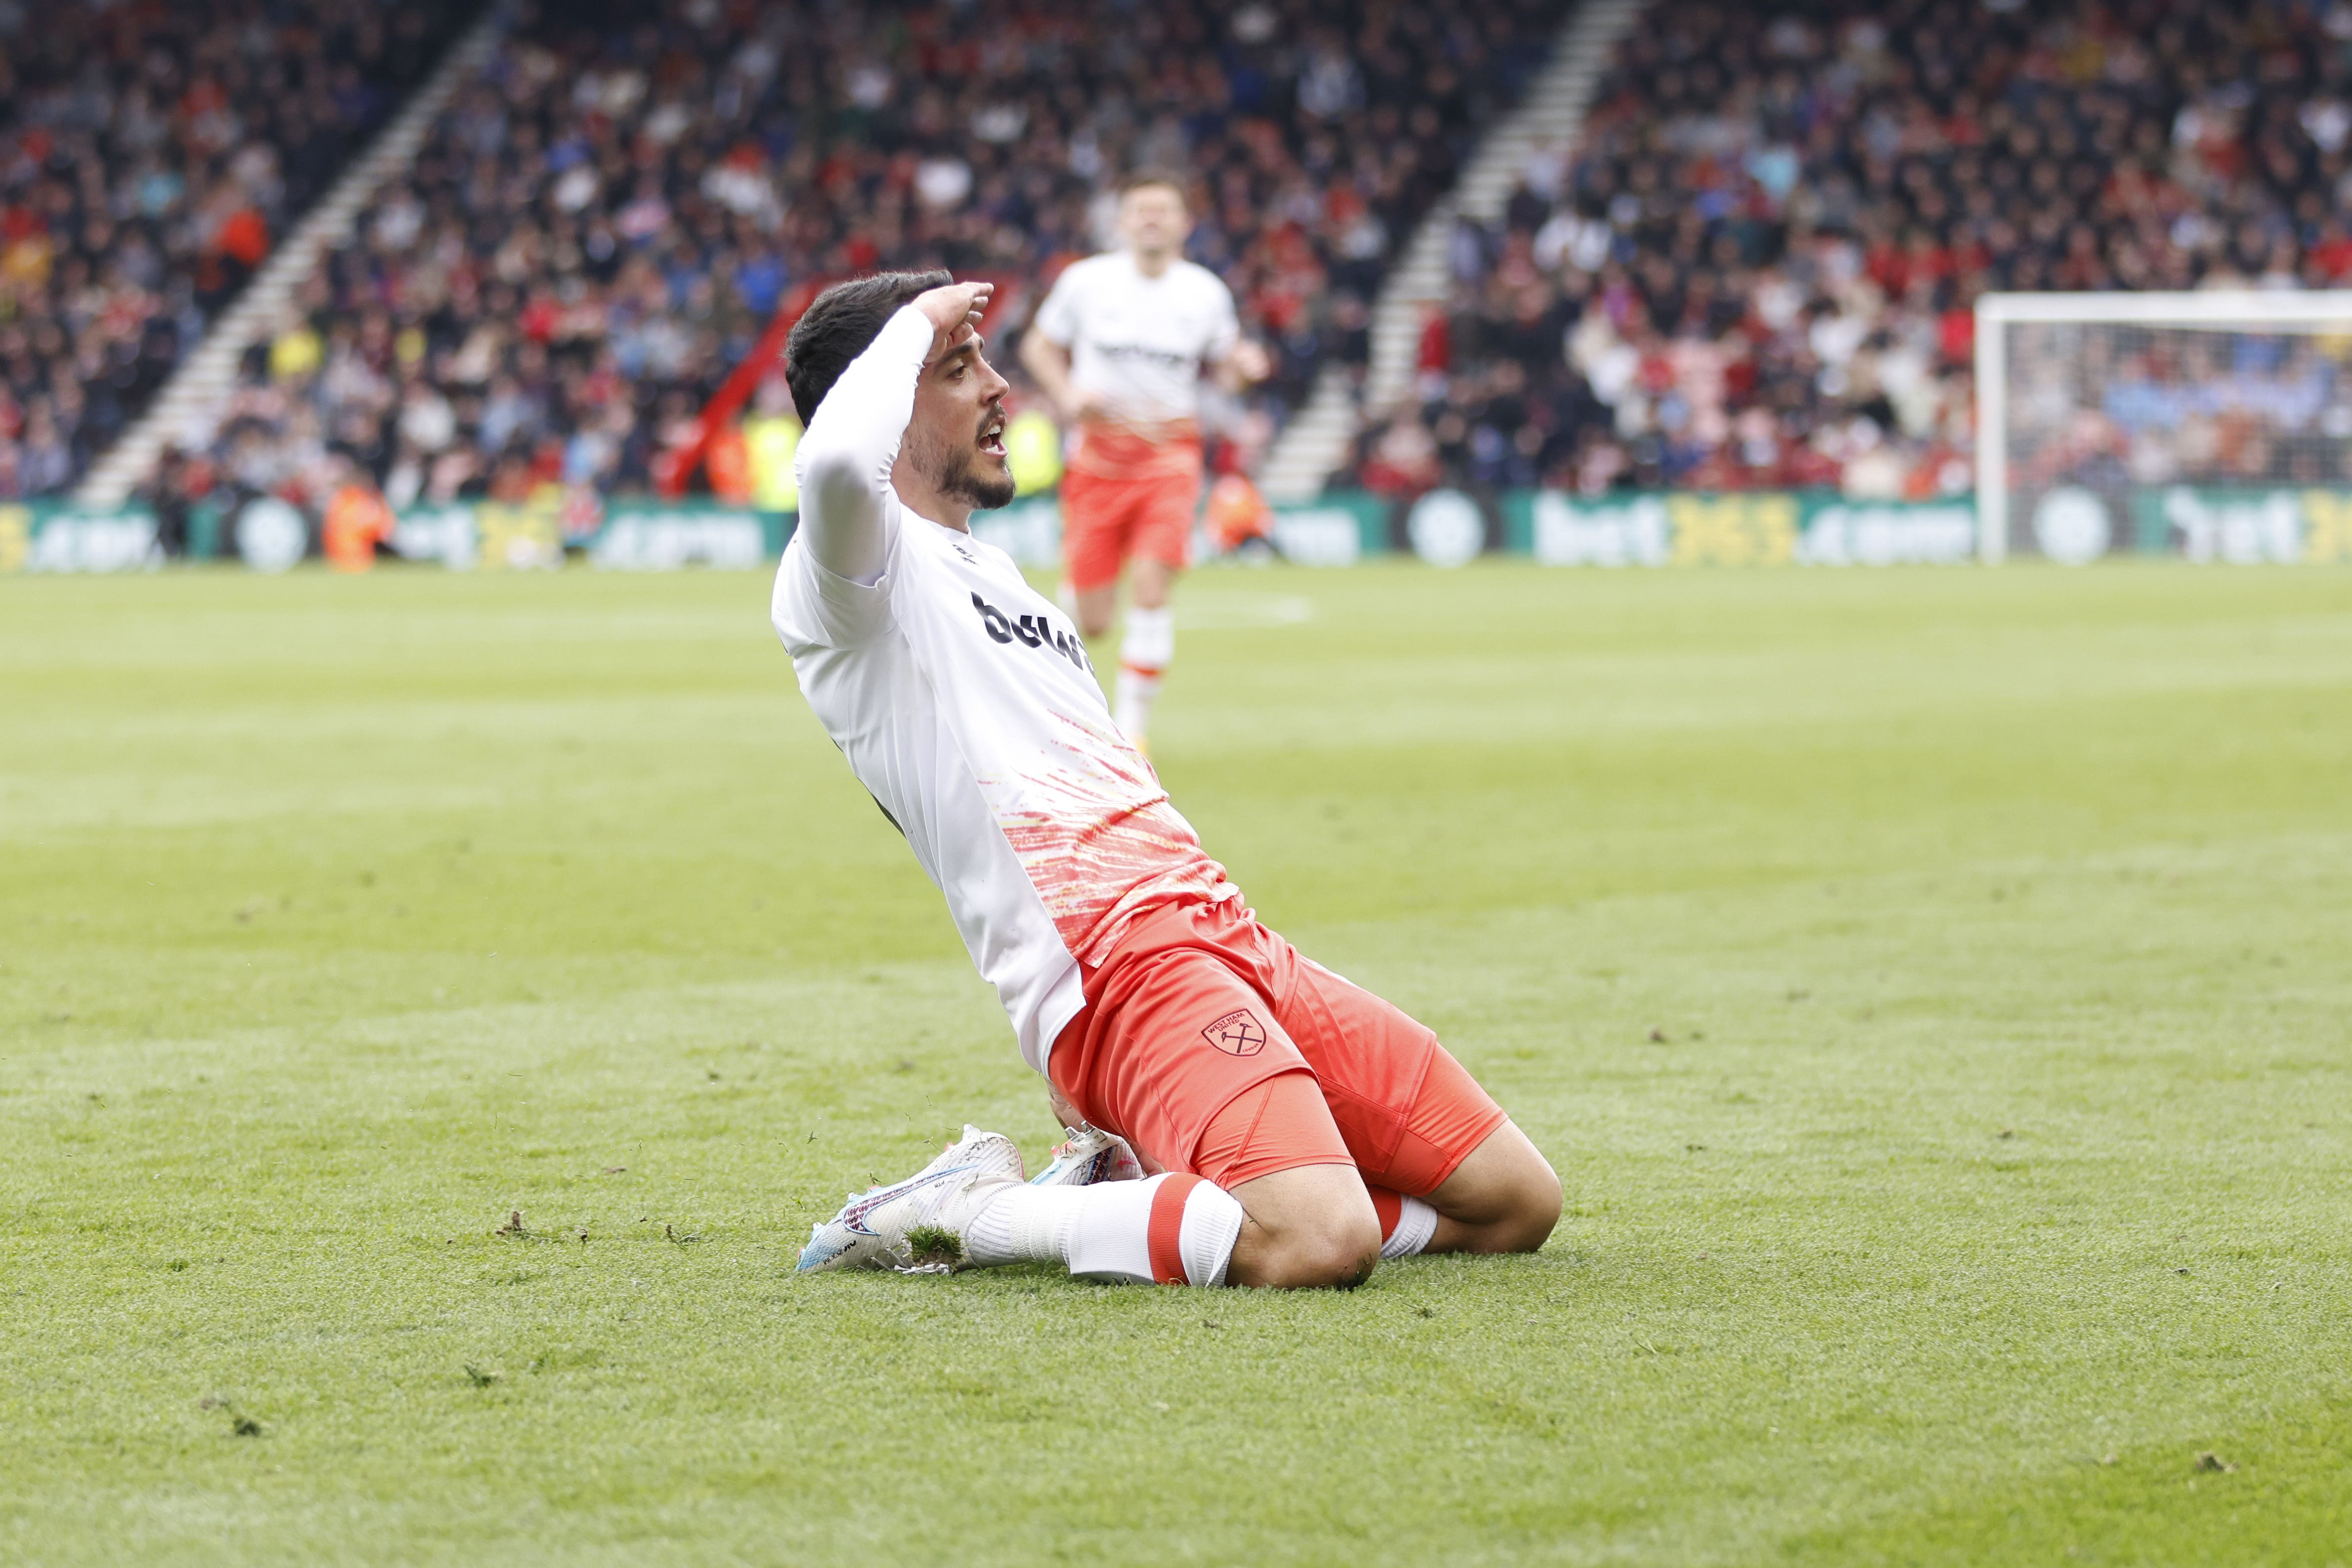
[201, 0, 1561, 515]
[0, 0, 464, 501]
[1353, 0, 2352, 500]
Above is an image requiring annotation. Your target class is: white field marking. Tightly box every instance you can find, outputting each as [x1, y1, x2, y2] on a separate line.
[1173, 595, 1316, 631]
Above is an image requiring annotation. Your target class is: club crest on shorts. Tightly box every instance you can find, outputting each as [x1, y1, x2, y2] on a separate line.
[1202, 1008, 1268, 1056]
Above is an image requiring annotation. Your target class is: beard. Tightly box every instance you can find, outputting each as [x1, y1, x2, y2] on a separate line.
[934, 437, 1017, 511]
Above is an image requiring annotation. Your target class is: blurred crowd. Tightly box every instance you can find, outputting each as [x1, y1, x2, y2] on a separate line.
[28, 0, 2348, 524]
[2010, 324, 2352, 493]
[0, 0, 461, 501]
[1353, 0, 2352, 500]
[196, 0, 1557, 521]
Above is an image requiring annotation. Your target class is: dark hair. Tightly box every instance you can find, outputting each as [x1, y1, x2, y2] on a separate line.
[785, 269, 952, 423]
[1118, 168, 1189, 202]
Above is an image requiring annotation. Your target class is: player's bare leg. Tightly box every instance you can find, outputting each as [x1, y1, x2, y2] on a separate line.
[1127, 555, 1176, 614]
[1225, 1163, 1383, 1289]
[1414, 1121, 1562, 1255]
[1073, 581, 1120, 640]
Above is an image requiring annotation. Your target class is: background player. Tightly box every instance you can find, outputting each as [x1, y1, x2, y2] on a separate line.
[1020, 172, 1271, 752]
[776, 271, 1559, 1289]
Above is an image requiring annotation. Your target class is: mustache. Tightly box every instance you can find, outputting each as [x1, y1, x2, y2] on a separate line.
[975, 397, 1006, 437]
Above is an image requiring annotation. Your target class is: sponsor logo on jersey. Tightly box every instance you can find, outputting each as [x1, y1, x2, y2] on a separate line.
[971, 592, 1092, 673]
[1202, 1009, 1269, 1057]
[1092, 341, 1195, 370]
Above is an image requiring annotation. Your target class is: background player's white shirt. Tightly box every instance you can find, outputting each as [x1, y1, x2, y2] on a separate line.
[771, 306, 1238, 1070]
[1031, 252, 1240, 427]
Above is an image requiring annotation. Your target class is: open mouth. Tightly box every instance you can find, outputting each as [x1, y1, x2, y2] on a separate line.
[978, 412, 1006, 459]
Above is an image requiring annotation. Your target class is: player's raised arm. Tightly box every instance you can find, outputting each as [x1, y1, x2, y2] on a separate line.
[791, 280, 993, 583]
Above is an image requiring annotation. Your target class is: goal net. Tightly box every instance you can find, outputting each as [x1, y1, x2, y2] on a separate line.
[1975, 292, 2352, 565]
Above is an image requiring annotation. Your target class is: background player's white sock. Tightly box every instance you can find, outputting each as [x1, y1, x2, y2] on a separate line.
[1372, 1189, 1439, 1259]
[1114, 606, 1174, 744]
[962, 1171, 1242, 1285]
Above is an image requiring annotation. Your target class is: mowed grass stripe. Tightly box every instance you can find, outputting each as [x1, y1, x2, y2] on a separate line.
[2, 563, 2348, 1565]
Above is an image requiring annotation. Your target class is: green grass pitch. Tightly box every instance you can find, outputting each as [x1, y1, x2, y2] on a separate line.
[4, 561, 2349, 1566]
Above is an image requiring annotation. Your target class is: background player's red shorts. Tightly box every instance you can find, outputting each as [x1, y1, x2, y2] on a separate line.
[1060, 430, 1202, 593]
[1046, 899, 1508, 1194]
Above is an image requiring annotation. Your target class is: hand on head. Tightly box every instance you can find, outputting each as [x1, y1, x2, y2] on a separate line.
[914, 281, 993, 362]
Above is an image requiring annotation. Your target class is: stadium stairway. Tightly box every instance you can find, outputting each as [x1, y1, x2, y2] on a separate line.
[1257, 0, 1648, 503]
[71, 8, 509, 512]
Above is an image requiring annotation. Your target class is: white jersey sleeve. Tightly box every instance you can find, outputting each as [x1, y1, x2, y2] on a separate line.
[785, 304, 932, 632]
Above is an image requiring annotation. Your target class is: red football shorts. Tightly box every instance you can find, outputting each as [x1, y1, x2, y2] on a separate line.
[1059, 429, 1202, 594]
[1046, 899, 1509, 1194]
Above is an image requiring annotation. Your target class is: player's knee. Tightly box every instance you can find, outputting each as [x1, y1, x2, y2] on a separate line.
[1077, 597, 1124, 639]
[1227, 1162, 1381, 1288]
[1444, 1127, 1563, 1254]
[1496, 1163, 1564, 1254]
[1239, 1201, 1382, 1289]
[1446, 1159, 1563, 1255]
[1258, 1213, 1382, 1290]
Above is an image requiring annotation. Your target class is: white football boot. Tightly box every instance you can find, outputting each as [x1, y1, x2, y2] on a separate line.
[796, 1125, 1025, 1274]
[1029, 1122, 1144, 1187]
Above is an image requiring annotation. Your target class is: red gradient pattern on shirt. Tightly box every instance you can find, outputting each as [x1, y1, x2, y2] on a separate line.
[984, 710, 1237, 964]
[1067, 422, 1203, 481]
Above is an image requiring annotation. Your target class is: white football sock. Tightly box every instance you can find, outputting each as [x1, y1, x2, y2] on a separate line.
[1114, 605, 1174, 743]
[962, 1172, 1242, 1286]
[961, 1181, 1088, 1267]
[1380, 1195, 1439, 1259]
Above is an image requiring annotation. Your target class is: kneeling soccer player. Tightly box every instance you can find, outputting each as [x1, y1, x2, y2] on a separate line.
[772, 272, 1561, 1289]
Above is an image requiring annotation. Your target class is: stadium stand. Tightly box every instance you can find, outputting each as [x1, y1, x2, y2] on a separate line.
[0, 0, 464, 501]
[1352, 0, 2352, 500]
[194, 0, 1562, 517]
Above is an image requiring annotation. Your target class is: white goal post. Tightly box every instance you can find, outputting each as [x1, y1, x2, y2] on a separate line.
[1974, 290, 2352, 565]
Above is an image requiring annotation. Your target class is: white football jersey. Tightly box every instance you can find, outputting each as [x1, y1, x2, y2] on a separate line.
[772, 306, 1240, 1069]
[1031, 251, 1240, 427]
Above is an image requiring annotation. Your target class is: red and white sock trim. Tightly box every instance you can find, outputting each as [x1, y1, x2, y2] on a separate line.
[1064, 1172, 1242, 1287]
[1372, 1190, 1439, 1259]
[1146, 1173, 1202, 1284]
